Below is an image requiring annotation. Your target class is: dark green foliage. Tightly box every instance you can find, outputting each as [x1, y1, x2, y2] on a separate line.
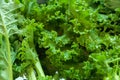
[0, 0, 120, 80]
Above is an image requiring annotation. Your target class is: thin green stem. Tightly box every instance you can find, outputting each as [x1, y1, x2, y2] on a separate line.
[34, 59, 45, 77]
[3, 24, 13, 80]
[1, 9, 13, 79]
[27, 66, 36, 80]
[28, 25, 45, 78]
[107, 58, 120, 63]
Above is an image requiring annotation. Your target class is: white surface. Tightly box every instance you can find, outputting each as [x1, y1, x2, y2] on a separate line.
[15, 75, 27, 80]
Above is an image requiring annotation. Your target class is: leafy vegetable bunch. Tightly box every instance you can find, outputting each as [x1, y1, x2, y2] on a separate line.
[0, 0, 120, 80]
